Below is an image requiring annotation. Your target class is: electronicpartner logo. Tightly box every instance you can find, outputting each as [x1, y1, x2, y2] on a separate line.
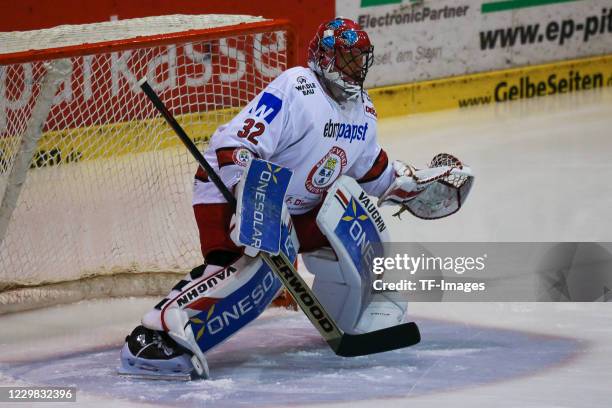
[358, 0, 469, 29]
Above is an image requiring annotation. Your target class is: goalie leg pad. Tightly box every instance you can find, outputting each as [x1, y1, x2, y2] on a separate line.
[306, 176, 408, 334]
[302, 248, 361, 332]
[353, 291, 408, 333]
[304, 248, 408, 335]
[160, 255, 282, 358]
[141, 263, 218, 332]
[129, 254, 286, 379]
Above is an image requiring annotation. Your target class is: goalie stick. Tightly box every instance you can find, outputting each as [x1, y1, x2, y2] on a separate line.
[138, 78, 420, 357]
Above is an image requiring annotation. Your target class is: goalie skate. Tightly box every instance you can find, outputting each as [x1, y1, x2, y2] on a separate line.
[117, 325, 206, 381]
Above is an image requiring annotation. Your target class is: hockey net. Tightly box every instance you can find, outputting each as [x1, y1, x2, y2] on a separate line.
[0, 15, 296, 313]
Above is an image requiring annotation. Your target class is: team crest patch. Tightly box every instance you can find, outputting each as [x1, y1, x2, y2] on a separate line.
[305, 146, 347, 194]
[216, 146, 256, 168]
[232, 147, 254, 167]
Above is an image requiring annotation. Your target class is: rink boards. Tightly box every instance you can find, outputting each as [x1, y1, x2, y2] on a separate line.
[369, 53, 612, 117]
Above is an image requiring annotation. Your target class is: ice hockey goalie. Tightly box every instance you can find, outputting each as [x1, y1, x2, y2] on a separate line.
[118, 17, 473, 380]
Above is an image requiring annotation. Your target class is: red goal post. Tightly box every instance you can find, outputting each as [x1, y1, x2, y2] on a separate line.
[0, 15, 297, 313]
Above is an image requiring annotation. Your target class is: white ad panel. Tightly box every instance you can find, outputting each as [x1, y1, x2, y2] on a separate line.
[336, 0, 612, 87]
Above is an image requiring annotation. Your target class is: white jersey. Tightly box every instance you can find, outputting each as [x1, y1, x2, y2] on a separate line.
[193, 66, 394, 215]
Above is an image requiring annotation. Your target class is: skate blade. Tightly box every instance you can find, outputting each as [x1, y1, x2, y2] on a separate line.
[117, 366, 193, 381]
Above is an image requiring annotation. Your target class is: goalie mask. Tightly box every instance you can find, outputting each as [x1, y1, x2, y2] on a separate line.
[308, 17, 374, 102]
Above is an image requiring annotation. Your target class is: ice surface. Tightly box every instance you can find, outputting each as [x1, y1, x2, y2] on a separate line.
[0, 306, 582, 407]
[1, 87, 612, 407]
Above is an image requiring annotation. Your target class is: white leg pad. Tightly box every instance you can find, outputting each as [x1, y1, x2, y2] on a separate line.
[303, 248, 363, 333]
[141, 263, 225, 331]
[163, 307, 210, 379]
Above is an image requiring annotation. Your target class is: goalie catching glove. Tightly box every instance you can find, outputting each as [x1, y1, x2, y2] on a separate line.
[378, 153, 474, 219]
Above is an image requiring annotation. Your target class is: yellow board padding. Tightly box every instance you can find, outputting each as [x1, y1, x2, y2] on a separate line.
[369, 54, 612, 118]
[0, 107, 241, 167]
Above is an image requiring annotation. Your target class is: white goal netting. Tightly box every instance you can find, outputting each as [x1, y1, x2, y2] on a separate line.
[0, 15, 294, 313]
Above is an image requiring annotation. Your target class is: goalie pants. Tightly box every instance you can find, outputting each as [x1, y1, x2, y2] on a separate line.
[193, 203, 329, 262]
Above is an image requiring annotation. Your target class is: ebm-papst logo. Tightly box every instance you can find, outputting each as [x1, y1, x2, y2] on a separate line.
[323, 119, 369, 143]
[306, 146, 347, 194]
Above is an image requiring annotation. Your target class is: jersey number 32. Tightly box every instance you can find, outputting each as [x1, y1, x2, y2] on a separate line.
[237, 119, 265, 145]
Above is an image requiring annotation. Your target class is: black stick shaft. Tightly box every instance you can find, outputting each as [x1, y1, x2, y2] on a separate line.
[138, 78, 237, 208]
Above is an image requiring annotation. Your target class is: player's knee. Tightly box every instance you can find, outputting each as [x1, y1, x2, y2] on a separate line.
[291, 204, 330, 252]
[193, 203, 241, 258]
[205, 250, 242, 267]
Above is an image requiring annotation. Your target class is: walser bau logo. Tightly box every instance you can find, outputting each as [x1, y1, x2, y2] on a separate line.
[295, 76, 317, 95]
